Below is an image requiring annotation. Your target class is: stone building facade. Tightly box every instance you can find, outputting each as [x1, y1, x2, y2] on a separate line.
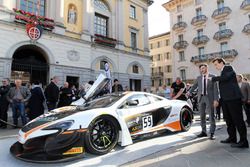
[149, 32, 173, 88]
[0, 0, 153, 90]
[163, 0, 250, 82]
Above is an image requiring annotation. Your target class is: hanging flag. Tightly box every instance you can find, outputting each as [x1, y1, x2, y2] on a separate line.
[104, 63, 112, 93]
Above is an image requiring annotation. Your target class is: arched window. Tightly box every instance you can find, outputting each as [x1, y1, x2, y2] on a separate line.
[100, 60, 108, 70]
[20, 0, 46, 16]
[94, 0, 110, 12]
[94, 0, 110, 37]
[132, 65, 139, 74]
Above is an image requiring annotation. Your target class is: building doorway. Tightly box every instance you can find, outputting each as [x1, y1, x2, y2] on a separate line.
[129, 79, 141, 91]
[11, 45, 49, 86]
[66, 76, 79, 89]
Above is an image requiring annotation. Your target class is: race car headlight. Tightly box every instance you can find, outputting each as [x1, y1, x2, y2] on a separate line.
[43, 120, 74, 131]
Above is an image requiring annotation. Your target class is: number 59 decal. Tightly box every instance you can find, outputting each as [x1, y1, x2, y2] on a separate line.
[142, 115, 153, 129]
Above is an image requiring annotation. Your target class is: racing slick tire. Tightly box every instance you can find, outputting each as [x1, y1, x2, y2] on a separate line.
[84, 115, 119, 155]
[180, 108, 192, 132]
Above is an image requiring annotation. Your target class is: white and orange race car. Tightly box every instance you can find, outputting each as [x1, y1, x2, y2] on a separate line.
[10, 74, 193, 163]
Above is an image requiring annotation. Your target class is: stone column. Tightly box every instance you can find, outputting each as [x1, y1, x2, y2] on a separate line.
[2, 0, 15, 10]
[81, 0, 91, 41]
[47, 0, 56, 20]
[0, 0, 4, 7]
[115, 0, 124, 49]
[143, 8, 149, 56]
[88, 1, 95, 37]
[53, 0, 65, 35]
[0, 0, 15, 22]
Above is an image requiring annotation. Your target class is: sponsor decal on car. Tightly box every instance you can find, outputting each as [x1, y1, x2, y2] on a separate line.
[63, 147, 84, 155]
[127, 117, 140, 127]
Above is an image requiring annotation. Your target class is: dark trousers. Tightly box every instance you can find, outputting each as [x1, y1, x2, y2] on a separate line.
[12, 102, 27, 126]
[243, 103, 250, 125]
[0, 103, 9, 127]
[47, 102, 57, 111]
[221, 99, 247, 142]
[216, 99, 222, 120]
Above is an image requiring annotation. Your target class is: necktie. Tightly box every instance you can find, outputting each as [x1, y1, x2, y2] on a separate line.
[203, 75, 206, 95]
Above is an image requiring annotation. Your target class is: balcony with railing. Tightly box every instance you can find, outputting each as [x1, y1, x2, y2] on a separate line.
[173, 41, 188, 50]
[172, 22, 187, 31]
[93, 34, 117, 47]
[213, 29, 233, 41]
[191, 49, 238, 63]
[212, 7, 232, 19]
[241, 0, 250, 10]
[191, 15, 208, 26]
[243, 23, 250, 34]
[151, 72, 164, 79]
[192, 35, 210, 46]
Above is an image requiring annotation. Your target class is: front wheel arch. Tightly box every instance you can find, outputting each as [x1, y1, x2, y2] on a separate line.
[84, 115, 120, 155]
[180, 107, 192, 132]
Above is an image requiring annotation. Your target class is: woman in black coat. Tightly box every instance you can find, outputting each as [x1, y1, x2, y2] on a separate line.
[28, 81, 45, 120]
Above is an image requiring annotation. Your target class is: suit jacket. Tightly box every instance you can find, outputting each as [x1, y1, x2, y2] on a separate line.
[44, 82, 59, 103]
[212, 65, 242, 101]
[240, 82, 250, 102]
[112, 84, 123, 93]
[0, 85, 11, 105]
[7, 86, 31, 103]
[189, 73, 219, 103]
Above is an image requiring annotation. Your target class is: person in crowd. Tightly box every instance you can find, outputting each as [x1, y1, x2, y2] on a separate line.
[215, 98, 222, 120]
[244, 77, 249, 82]
[26, 82, 32, 90]
[165, 86, 171, 99]
[124, 86, 129, 92]
[170, 77, 187, 101]
[88, 80, 94, 85]
[71, 84, 78, 101]
[27, 81, 45, 121]
[7, 79, 31, 128]
[44, 76, 60, 111]
[0, 78, 11, 129]
[187, 64, 219, 140]
[237, 74, 250, 127]
[158, 86, 165, 97]
[186, 83, 192, 92]
[77, 84, 86, 99]
[58, 82, 73, 107]
[112, 79, 123, 93]
[212, 58, 248, 148]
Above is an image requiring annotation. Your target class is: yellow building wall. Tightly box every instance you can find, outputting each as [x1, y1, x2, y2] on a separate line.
[124, 0, 145, 56]
[64, 0, 83, 38]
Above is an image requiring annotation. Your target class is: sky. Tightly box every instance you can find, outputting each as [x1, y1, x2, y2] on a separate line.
[148, 0, 170, 37]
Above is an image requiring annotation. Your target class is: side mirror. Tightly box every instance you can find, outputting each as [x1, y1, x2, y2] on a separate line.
[126, 100, 138, 106]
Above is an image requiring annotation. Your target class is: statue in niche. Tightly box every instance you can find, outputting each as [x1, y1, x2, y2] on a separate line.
[68, 5, 77, 24]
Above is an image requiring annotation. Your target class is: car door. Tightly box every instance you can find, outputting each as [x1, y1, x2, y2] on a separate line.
[117, 94, 160, 135]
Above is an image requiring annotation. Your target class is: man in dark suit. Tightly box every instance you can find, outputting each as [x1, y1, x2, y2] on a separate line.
[212, 58, 248, 148]
[44, 76, 60, 111]
[112, 79, 123, 93]
[0, 78, 11, 128]
[237, 74, 250, 127]
[188, 64, 219, 140]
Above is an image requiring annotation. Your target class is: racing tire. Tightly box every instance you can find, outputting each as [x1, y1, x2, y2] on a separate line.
[84, 116, 119, 155]
[180, 108, 192, 132]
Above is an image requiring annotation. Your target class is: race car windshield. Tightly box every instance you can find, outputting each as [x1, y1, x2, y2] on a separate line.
[83, 94, 124, 109]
